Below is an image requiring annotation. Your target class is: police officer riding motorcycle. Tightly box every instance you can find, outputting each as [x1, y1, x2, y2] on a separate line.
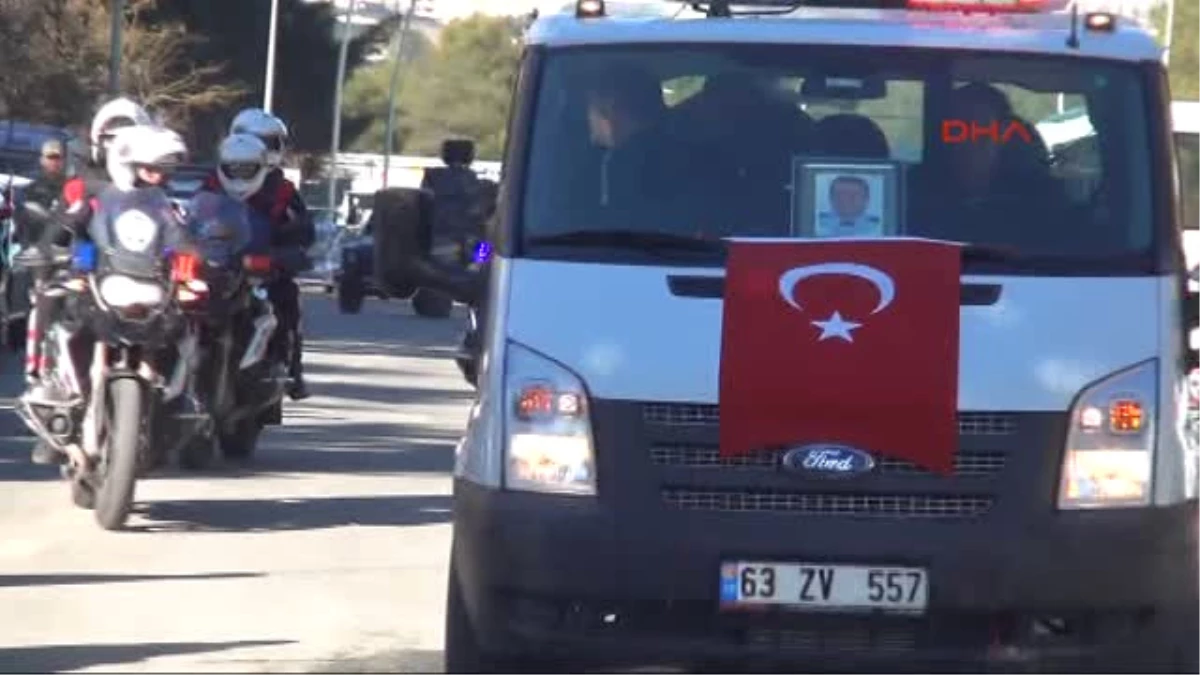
[225, 108, 313, 400]
[21, 97, 156, 466]
[16, 123, 208, 530]
[185, 133, 291, 463]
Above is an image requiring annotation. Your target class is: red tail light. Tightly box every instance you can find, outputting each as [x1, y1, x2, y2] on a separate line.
[171, 252, 201, 283]
[243, 254, 272, 275]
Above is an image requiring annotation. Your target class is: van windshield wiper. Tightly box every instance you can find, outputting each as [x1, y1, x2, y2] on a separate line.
[525, 229, 726, 256]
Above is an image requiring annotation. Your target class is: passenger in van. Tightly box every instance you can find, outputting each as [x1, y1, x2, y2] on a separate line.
[911, 82, 1066, 247]
[580, 64, 721, 230]
[812, 113, 891, 159]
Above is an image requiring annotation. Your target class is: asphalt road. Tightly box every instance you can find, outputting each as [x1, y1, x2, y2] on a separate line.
[0, 290, 473, 673]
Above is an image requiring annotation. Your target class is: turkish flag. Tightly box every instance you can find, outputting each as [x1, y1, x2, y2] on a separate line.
[718, 238, 962, 474]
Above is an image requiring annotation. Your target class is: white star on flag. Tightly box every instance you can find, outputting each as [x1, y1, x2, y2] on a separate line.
[811, 311, 861, 342]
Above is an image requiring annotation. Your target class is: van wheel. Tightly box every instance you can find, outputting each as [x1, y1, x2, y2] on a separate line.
[444, 561, 554, 673]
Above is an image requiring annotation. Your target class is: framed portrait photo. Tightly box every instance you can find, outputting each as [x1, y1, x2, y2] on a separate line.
[790, 161, 900, 239]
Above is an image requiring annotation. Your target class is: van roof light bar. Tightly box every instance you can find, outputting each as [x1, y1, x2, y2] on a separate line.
[689, 0, 806, 17]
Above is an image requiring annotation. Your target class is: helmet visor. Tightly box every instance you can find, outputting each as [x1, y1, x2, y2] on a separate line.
[221, 162, 261, 180]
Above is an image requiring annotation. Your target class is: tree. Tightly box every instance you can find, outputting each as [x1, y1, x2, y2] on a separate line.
[341, 29, 433, 155]
[1167, 0, 1198, 100]
[0, 0, 242, 137]
[144, 0, 399, 156]
[343, 13, 523, 160]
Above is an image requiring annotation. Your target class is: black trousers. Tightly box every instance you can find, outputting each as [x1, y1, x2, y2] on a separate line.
[267, 277, 303, 379]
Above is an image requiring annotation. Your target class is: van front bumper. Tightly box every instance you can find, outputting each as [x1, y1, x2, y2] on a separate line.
[452, 479, 1198, 671]
[451, 401, 1200, 662]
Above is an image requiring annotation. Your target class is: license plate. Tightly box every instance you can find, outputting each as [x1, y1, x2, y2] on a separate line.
[720, 562, 928, 613]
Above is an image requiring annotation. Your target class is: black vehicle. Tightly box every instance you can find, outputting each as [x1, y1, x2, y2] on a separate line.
[334, 214, 390, 314]
[178, 192, 288, 466]
[15, 188, 207, 530]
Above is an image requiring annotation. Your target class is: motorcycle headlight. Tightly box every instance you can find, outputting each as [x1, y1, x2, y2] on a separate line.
[99, 274, 165, 308]
[1058, 359, 1157, 510]
[503, 341, 596, 496]
[113, 211, 158, 252]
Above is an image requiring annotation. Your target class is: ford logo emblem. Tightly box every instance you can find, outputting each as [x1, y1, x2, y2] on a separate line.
[781, 444, 876, 477]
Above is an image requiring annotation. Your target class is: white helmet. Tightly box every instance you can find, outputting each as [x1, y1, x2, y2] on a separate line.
[216, 133, 269, 201]
[105, 125, 188, 191]
[90, 97, 153, 164]
[229, 108, 289, 168]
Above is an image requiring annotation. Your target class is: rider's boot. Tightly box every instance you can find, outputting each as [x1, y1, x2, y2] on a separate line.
[285, 328, 310, 401]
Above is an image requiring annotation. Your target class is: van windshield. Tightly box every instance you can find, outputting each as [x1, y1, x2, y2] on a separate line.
[519, 45, 1156, 271]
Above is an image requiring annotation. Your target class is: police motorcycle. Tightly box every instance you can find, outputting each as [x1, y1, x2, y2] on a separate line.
[14, 188, 207, 530]
[177, 192, 286, 466]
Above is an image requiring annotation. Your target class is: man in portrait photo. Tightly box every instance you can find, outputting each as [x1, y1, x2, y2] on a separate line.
[815, 174, 883, 238]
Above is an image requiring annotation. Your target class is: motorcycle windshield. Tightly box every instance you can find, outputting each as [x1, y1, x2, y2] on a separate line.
[90, 187, 182, 279]
[185, 191, 258, 267]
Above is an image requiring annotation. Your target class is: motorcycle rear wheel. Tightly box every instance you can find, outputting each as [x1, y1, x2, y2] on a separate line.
[93, 378, 143, 531]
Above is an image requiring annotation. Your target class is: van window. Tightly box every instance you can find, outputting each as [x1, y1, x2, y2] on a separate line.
[519, 45, 1155, 271]
[1176, 131, 1198, 230]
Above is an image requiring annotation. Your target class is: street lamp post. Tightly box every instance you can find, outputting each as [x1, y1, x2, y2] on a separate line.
[382, 0, 418, 188]
[264, 0, 281, 112]
[108, 0, 125, 96]
[328, 0, 357, 214]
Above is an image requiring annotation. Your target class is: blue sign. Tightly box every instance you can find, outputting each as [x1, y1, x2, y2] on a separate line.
[781, 443, 876, 477]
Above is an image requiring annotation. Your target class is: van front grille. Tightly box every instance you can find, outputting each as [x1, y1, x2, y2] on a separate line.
[642, 403, 1017, 436]
[650, 444, 1006, 477]
[663, 489, 993, 518]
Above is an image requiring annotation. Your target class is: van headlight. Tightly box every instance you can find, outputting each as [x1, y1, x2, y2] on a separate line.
[1058, 359, 1157, 509]
[99, 274, 165, 307]
[112, 211, 158, 252]
[503, 341, 596, 496]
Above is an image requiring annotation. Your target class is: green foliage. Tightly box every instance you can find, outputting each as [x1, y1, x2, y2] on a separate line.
[140, 0, 397, 156]
[1168, 0, 1198, 100]
[343, 14, 523, 160]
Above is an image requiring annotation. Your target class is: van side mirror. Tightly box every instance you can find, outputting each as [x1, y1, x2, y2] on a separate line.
[372, 187, 482, 305]
[347, 206, 360, 226]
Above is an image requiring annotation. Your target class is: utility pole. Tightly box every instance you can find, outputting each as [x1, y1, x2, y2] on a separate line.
[1162, 0, 1177, 65]
[264, 0, 281, 112]
[328, 0, 357, 213]
[382, 0, 418, 188]
[108, 0, 125, 96]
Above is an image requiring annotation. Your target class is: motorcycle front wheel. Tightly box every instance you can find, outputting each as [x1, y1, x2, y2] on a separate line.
[93, 378, 144, 531]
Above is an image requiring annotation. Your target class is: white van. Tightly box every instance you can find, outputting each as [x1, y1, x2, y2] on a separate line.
[379, 0, 1200, 670]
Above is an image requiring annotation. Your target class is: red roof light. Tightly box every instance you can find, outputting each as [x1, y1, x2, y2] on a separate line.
[907, 0, 1045, 13]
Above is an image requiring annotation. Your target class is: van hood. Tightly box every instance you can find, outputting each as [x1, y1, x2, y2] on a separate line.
[504, 258, 1163, 411]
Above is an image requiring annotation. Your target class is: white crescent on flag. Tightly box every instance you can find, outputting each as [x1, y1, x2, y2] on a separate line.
[778, 262, 896, 315]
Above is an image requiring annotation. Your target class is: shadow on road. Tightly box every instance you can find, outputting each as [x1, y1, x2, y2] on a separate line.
[129, 494, 453, 533]
[306, 379, 474, 409]
[0, 639, 294, 673]
[307, 647, 445, 673]
[0, 571, 265, 588]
